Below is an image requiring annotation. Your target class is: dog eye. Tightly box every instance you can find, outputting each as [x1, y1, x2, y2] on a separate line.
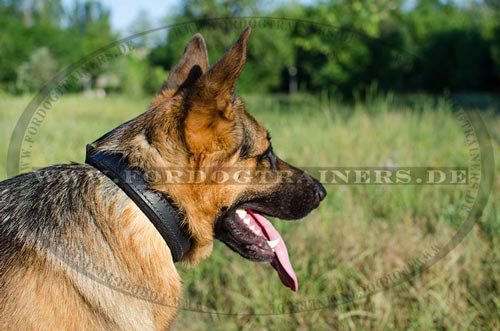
[257, 148, 276, 169]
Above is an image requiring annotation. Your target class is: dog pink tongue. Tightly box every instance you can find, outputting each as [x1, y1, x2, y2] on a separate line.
[247, 210, 298, 292]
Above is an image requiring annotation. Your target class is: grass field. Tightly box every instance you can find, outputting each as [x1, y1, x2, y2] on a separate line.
[0, 93, 499, 330]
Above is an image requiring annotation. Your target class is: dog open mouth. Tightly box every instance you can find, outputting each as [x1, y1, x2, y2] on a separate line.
[214, 208, 298, 291]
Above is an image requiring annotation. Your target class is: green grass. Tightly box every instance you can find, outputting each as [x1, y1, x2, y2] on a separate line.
[0, 93, 499, 330]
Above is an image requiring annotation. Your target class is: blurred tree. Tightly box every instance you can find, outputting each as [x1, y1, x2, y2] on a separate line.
[1, 0, 500, 95]
[0, 12, 32, 90]
[127, 9, 155, 47]
[29, 0, 65, 27]
[492, 25, 500, 87]
[365, 17, 414, 92]
[0, 1, 77, 92]
[16, 47, 57, 92]
[405, 0, 497, 92]
[0, 0, 64, 27]
[484, 0, 500, 10]
[66, 0, 115, 53]
[289, 0, 404, 95]
[63, 1, 116, 92]
[180, 0, 258, 19]
[0, 0, 115, 92]
[485, 0, 500, 89]
[149, 0, 293, 93]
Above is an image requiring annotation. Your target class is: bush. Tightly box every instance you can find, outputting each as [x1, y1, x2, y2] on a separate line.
[16, 47, 58, 93]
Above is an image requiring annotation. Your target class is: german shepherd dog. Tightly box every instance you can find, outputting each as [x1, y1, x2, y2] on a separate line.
[0, 27, 326, 330]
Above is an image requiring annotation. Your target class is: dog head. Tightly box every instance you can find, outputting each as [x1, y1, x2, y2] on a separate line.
[96, 27, 326, 291]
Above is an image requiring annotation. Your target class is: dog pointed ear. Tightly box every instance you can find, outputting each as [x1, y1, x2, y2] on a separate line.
[189, 26, 251, 121]
[161, 33, 209, 91]
[182, 27, 251, 154]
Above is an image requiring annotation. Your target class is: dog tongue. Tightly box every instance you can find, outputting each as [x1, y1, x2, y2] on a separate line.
[246, 210, 298, 292]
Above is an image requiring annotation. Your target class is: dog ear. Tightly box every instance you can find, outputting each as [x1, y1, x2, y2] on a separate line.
[182, 27, 251, 155]
[188, 26, 251, 121]
[161, 33, 209, 91]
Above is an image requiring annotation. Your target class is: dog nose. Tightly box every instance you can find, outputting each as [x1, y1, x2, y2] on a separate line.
[316, 181, 327, 202]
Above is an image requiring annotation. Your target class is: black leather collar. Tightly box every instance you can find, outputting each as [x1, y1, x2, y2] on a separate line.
[85, 144, 192, 262]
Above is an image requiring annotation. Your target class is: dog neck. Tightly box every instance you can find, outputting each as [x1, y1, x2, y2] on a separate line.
[85, 144, 192, 262]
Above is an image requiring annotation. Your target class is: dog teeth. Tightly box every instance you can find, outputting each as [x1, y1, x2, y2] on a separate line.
[236, 209, 262, 236]
[236, 209, 247, 219]
[267, 238, 280, 250]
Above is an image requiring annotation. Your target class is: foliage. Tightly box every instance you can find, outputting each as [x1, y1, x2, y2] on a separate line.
[149, 0, 293, 93]
[16, 47, 58, 92]
[0, 0, 115, 93]
[146, 0, 500, 97]
[2, 0, 500, 96]
[117, 55, 167, 97]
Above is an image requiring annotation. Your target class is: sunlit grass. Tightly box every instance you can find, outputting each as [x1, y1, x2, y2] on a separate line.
[0, 93, 499, 330]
